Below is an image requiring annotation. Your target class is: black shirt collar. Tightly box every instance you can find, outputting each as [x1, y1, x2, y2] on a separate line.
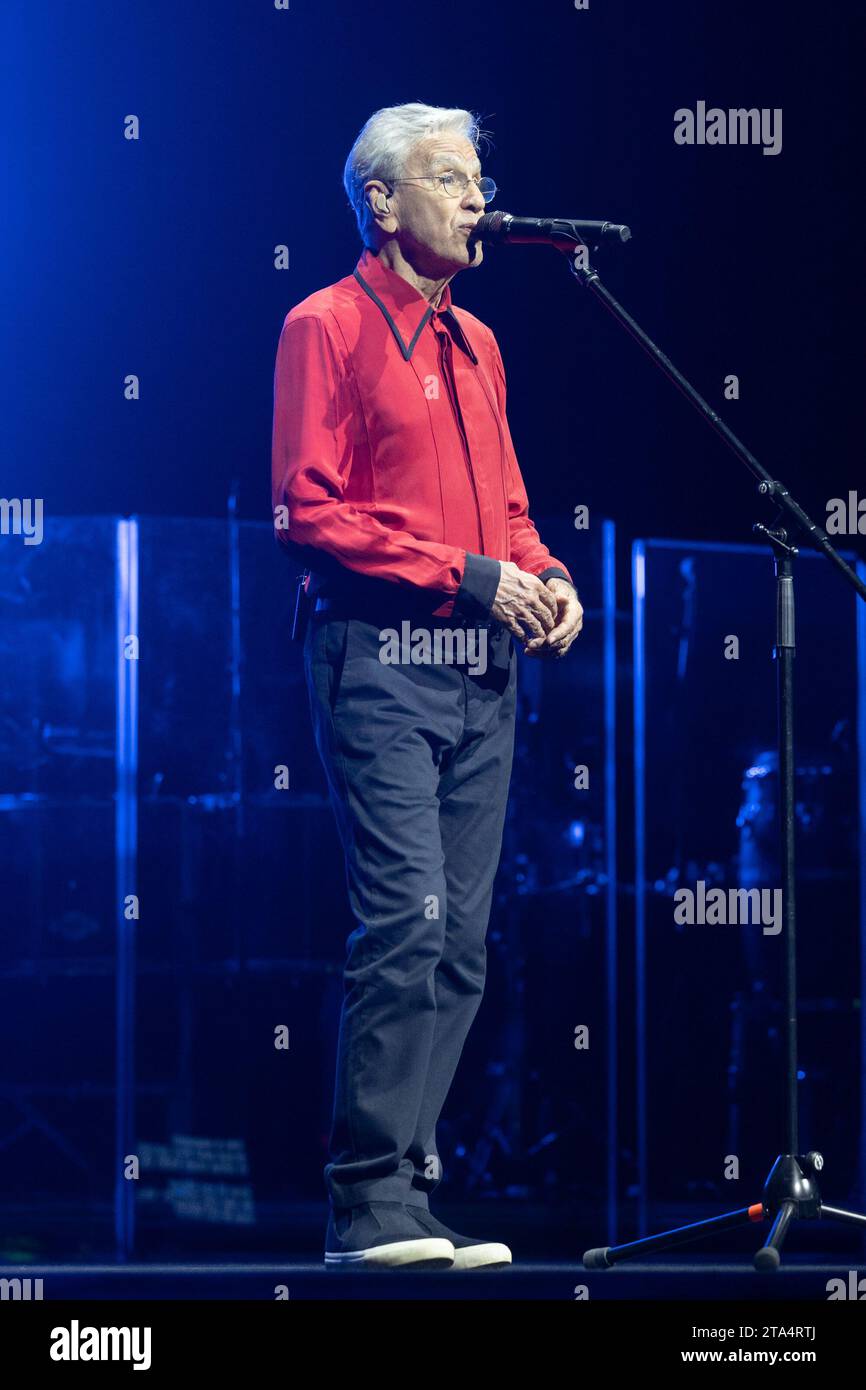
[352, 251, 479, 364]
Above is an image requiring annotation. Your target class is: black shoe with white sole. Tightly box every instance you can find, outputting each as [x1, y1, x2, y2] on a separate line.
[405, 1206, 512, 1270]
[324, 1201, 455, 1270]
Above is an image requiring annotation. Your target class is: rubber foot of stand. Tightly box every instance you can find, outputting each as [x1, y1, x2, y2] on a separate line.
[754, 1245, 781, 1271]
[583, 1246, 612, 1269]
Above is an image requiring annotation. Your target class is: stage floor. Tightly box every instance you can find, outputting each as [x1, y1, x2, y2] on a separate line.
[1, 1254, 859, 1300]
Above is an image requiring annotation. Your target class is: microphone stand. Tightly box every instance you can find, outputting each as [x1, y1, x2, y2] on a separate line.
[551, 230, 866, 1271]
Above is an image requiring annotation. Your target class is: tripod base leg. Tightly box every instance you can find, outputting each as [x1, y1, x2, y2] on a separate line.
[583, 1204, 764, 1269]
[754, 1199, 796, 1270]
[820, 1204, 866, 1229]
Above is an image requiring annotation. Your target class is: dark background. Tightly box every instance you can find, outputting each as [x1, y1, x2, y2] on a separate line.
[4, 0, 863, 540]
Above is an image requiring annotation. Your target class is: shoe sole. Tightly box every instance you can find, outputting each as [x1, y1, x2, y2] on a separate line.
[325, 1237, 455, 1270]
[452, 1243, 513, 1271]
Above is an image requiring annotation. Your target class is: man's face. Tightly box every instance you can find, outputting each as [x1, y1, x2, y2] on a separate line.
[383, 134, 486, 275]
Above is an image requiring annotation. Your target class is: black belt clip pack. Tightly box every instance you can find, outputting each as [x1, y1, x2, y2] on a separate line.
[291, 570, 312, 643]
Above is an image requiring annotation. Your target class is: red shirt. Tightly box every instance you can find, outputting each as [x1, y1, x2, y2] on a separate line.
[271, 247, 573, 618]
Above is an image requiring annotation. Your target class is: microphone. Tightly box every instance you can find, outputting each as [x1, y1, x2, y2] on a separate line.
[471, 211, 632, 247]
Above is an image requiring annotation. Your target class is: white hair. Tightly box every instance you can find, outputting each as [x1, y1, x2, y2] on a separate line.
[343, 101, 489, 248]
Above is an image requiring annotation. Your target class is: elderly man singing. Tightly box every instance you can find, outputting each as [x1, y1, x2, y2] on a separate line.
[271, 102, 583, 1271]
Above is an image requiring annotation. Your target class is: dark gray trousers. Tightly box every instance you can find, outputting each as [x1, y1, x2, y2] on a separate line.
[304, 598, 517, 1212]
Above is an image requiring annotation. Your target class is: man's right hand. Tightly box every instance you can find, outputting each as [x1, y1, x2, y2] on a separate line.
[489, 561, 558, 643]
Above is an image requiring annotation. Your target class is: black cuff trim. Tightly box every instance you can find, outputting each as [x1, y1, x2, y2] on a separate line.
[538, 567, 575, 589]
[453, 553, 501, 619]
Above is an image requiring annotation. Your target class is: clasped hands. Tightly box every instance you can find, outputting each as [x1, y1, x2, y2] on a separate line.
[489, 562, 583, 659]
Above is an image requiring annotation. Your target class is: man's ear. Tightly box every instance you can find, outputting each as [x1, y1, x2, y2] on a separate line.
[365, 180, 397, 232]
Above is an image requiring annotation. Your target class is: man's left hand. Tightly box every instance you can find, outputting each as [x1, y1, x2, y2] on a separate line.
[522, 578, 583, 659]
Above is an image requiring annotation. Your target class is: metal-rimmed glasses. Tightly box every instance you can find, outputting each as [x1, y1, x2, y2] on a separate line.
[386, 171, 497, 203]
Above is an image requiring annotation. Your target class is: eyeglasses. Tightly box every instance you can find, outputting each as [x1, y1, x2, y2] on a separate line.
[387, 171, 497, 204]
